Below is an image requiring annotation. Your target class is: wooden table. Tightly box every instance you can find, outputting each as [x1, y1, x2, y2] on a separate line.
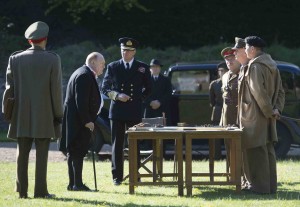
[127, 127, 184, 196]
[184, 127, 242, 196]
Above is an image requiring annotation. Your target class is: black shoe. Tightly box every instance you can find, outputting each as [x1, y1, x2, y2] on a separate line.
[34, 193, 55, 198]
[19, 193, 28, 199]
[72, 184, 91, 191]
[67, 185, 73, 191]
[113, 179, 122, 186]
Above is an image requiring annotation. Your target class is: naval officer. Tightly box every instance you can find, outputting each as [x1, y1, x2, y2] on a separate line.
[101, 37, 151, 185]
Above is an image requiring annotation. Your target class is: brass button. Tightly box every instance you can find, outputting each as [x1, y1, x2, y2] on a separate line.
[131, 89, 133, 91]
[131, 93, 133, 96]
[122, 84, 124, 86]
[121, 88, 124, 91]
[130, 98, 133, 101]
[131, 84, 133, 86]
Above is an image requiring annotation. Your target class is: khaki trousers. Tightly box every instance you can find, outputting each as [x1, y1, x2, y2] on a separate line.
[243, 142, 277, 194]
[16, 138, 50, 197]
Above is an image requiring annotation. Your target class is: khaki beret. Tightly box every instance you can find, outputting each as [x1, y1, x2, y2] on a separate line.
[24, 21, 49, 40]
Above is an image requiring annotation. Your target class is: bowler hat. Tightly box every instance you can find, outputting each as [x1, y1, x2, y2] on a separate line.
[24, 21, 49, 40]
[232, 37, 246, 49]
[150, 59, 163, 67]
[245, 36, 266, 48]
[221, 47, 235, 58]
[119, 37, 139, 50]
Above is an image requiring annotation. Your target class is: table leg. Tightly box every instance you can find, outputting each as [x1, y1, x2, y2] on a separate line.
[185, 136, 192, 197]
[208, 139, 215, 182]
[235, 137, 242, 193]
[153, 139, 157, 182]
[176, 137, 183, 196]
[129, 138, 137, 194]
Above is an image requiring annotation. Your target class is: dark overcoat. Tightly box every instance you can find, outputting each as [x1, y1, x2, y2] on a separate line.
[59, 65, 101, 152]
[101, 59, 151, 121]
[209, 78, 223, 122]
[144, 74, 172, 121]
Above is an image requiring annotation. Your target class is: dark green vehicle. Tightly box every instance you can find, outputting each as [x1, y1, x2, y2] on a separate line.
[94, 61, 300, 158]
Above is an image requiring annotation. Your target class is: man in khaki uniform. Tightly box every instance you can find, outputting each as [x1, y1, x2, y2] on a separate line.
[239, 36, 285, 194]
[220, 47, 240, 126]
[2, 21, 63, 198]
[219, 47, 241, 167]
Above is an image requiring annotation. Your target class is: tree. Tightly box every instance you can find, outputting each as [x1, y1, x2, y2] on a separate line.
[46, 0, 147, 23]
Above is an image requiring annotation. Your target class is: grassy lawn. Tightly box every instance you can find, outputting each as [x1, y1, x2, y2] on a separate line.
[0, 159, 299, 207]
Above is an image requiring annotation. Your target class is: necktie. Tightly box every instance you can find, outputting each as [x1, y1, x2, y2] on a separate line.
[126, 63, 130, 70]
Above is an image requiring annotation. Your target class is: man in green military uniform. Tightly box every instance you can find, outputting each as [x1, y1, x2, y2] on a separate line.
[101, 37, 151, 185]
[2, 21, 63, 198]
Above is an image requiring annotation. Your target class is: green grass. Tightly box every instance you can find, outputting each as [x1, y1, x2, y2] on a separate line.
[0, 159, 299, 207]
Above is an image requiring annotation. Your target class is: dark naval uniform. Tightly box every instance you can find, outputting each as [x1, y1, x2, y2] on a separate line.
[144, 74, 172, 124]
[209, 78, 223, 125]
[102, 58, 151, 183]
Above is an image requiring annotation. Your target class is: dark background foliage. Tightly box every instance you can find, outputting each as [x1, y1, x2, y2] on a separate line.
[1, 0, 300, 48]
[1, 0, 300, 76]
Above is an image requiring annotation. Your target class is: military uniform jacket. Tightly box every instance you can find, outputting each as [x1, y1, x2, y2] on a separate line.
[59, 65, 101, 152]
[209, 78, 223, 122]
[2, 46, 63, 139]
[101, 59, 151, 121]
[238, 53, 285, 149]
[144, 74, 172, 119]
[220, 71, 239, 126]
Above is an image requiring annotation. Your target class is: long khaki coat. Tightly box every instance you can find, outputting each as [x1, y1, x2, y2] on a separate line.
[220, 71, 239, 126]
[238, 53, 285, 149]
[2, 46, 63, 139]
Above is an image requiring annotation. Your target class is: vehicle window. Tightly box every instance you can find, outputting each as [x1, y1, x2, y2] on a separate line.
[171, 70, 210, 95]
[294, 74, 300, 99]
[280, 71, 296, 100]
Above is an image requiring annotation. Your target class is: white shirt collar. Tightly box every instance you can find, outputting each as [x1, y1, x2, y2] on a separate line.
[122, 58, 134, 68]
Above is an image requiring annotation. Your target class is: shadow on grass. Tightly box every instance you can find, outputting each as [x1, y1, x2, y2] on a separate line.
[53, 197, 183, 207]
[192, 185, 300, 200]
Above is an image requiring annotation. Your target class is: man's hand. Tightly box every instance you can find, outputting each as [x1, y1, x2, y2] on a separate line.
[117, 93, 131, 102]
[85, 122, 95, 131]
[272, 109, 281, 120]
[150, 100, 161, 110]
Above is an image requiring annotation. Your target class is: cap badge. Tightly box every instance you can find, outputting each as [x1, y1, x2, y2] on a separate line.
[126, 40, 132, 46]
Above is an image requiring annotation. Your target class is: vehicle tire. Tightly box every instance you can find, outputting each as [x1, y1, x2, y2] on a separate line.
[275, 122, 292, 159]
[90, 123, 104, 153]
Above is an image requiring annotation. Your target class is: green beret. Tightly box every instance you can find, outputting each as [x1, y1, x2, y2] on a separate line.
[24, 21, 49, 40]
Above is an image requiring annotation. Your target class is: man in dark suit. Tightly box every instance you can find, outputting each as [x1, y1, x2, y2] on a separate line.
[101, 37, 151, 185]
[2, 21, 63, 199]
[144, 59, 172, 124]
[60, 52, 105, 191]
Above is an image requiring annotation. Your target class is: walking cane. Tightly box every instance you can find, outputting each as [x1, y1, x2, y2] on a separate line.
[91, 131, 99, 192]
